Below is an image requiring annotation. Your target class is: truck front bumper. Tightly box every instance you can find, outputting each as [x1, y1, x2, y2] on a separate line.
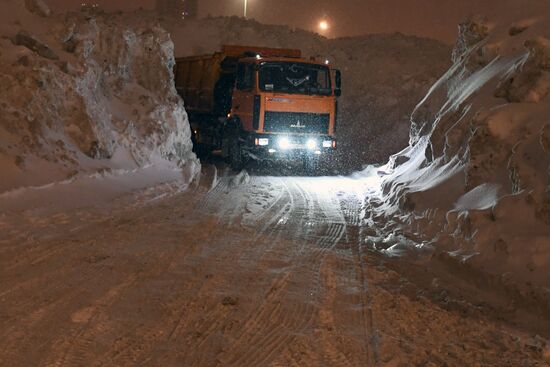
[244, 134, 337, 159]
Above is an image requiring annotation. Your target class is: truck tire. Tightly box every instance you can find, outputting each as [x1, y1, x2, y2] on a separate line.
[229, 138, 244, 171]
[223, 117, 245, 171]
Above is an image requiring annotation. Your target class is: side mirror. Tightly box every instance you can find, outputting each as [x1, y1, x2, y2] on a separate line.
[334, 69, 342, 97]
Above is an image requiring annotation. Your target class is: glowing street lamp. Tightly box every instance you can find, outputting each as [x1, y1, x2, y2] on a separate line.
[319, 20, 329, 31]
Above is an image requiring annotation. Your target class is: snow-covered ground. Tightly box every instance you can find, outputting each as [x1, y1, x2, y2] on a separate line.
[0, 0, 199, 200]
[357, 10, 550, 308]
[1, 168, 548, 366]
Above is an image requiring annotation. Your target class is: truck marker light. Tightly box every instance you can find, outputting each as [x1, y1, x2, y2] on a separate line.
[278, 137, 291, 150]
[306, 139, 318, 150]
[332, 140, 337, 149]
[322, 140, 332, 148]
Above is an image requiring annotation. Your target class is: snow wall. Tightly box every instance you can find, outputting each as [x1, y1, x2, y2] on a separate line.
[0, 0, 199, 195]
[367, 13, 550, 301]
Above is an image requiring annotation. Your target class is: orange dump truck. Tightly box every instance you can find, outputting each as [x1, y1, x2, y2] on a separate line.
[174, 45, 342, 170]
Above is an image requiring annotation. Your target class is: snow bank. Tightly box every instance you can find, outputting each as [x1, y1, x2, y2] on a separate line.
[364, 11, 550, 298]
[161, 16, 451, 170]
[0, 158, 198, 214]
[0, 0, 198, 197]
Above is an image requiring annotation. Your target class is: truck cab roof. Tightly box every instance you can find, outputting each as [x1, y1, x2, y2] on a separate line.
[239, 56, 330, 68]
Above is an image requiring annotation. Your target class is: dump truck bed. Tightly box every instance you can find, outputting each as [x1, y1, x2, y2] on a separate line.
[174, 53, 225, 114]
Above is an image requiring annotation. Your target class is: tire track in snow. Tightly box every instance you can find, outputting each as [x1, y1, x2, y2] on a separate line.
[215, 179, 325, 366]
[218, 180, 319, 366]
[236, 178, 302, 267]
[217, 273, 294, 367]
[182, 174, 373, 366]
[317, 255, 357, 367]
[339, 191, 380, 366]
[224, 178, 352, 366]
[46, 274, 139, 367]
[293, 179, 376, 366]
[242, 178, 287, 228]
[293, 178, 372, 366]
[194, 175, 231, 213]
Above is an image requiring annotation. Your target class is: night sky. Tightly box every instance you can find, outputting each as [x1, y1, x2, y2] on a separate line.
[48, 0, 547, 43]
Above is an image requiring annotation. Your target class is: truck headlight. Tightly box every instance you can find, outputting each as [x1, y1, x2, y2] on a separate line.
[278, 137, 291, 150]
[258, 138, 269, 146]
[322, 140, 333, 148]
[306, 139, 318, 150]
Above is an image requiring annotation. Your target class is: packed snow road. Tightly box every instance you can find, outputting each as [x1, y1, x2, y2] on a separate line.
[0, 164, 548, 367]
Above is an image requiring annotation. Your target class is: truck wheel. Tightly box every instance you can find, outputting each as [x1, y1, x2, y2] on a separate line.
[230, 139, 244, 171]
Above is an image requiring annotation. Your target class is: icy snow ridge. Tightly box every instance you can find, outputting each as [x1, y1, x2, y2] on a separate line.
[0, 0, 198, 196]
[362, 13, 550, 295]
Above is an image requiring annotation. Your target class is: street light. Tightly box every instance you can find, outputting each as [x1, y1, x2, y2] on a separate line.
[319, 20, 329, 31]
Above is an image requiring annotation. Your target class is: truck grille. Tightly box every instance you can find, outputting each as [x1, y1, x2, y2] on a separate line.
[263, 112, 330, 134]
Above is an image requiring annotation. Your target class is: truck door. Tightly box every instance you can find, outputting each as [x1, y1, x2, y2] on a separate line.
[231, 62, 256, 132]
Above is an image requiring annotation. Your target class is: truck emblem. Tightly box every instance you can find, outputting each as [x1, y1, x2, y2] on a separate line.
[268, 98, 292, 103]
[290, 121, 306, 128]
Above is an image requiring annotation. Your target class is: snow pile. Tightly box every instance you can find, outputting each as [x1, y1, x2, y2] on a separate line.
[365, 13, 550, 296]
[0, 0, 198, 196]
[162, 16, 451, 169]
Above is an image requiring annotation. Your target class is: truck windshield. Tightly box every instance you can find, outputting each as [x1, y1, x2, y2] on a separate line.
[259, 62, 332, 96]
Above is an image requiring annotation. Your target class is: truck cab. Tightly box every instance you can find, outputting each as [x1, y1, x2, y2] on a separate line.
[174, 45, 342, 170]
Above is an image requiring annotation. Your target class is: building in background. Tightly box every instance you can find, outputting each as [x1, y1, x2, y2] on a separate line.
[156, 0, 198, 19]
